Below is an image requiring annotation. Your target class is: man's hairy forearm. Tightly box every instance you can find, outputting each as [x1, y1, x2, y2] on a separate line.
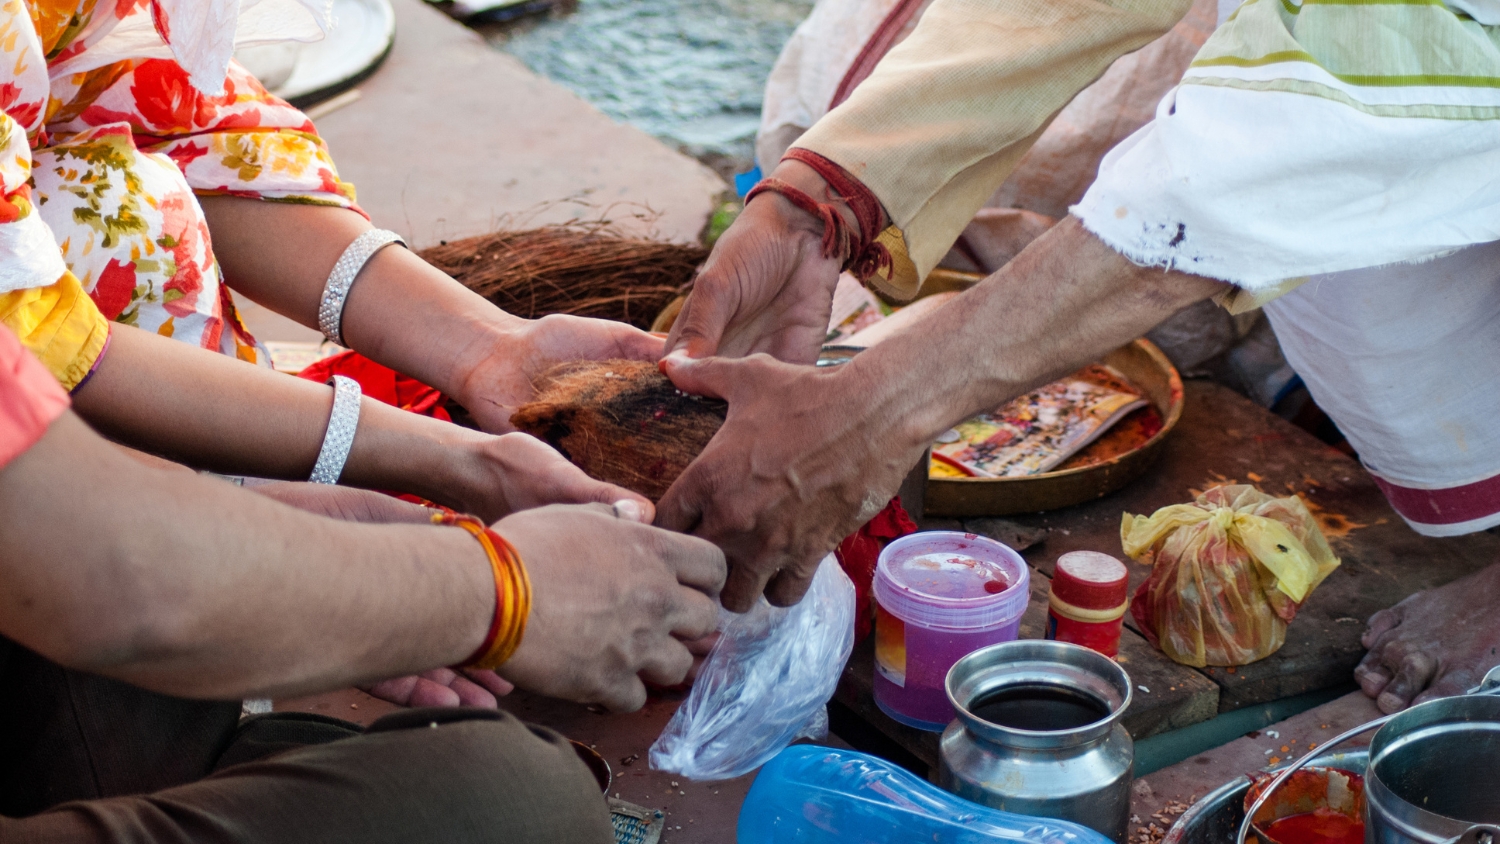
[846, 217, 1227, 448]
[0, 413, 493, 700]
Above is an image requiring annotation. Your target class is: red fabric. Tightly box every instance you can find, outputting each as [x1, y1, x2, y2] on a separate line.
[828, 0, 926, 111]
[781, 148, 892, 282]
[297, 351, 451, 422]
[1372, 471, 1500, 529]
[0, 325, 71, 469]
[835, 496, 919, 642]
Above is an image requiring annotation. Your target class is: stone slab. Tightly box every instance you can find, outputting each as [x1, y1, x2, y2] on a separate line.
[836, 379, 1499, 769]
[239, 0, 726, 343]
[311, 0, 725, 249]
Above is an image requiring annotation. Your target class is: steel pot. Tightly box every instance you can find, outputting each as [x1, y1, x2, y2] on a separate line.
[1237, 666, 1500, 844]
[938, 640, 1135, 842]
[1366, 690, 1500, 844]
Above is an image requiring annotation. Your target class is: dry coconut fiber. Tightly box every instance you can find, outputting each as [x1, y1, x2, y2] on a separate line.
[417, 220, 707, 330]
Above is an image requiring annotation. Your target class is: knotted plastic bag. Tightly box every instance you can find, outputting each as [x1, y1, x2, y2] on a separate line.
[1121, 485, 1340, 667]
[649, 554, 856, 781]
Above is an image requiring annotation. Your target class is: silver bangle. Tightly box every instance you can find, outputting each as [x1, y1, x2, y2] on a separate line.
[310, 375, 362, 485]
[318, 228, 405, 346]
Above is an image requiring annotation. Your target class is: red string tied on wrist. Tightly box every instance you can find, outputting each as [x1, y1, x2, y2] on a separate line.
[744, 148, 892, 282]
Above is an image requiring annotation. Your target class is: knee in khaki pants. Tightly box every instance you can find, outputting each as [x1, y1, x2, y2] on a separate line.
[5, 707, 615, 844]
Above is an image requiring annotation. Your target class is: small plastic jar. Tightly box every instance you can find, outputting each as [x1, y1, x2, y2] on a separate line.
[1044, 551, 1129, 658]
[872, 532, 1030, 731]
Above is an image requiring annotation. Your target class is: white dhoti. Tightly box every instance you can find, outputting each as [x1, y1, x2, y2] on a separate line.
[1266, 241, 1500, 536]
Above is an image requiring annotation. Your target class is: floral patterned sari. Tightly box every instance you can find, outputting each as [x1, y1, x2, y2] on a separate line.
[0, 0, 357, 387]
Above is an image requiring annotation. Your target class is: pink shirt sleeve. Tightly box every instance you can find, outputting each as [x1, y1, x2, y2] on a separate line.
[0, 325, 70, 469]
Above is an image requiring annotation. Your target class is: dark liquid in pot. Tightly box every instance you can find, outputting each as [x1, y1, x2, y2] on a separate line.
[969, 684, 1110, 731]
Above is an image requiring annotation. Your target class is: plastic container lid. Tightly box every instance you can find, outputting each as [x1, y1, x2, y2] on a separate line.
[873, 532, 1031, 630]
[1052, 551, 1129, 611]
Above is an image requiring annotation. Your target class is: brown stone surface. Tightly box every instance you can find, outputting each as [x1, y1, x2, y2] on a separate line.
[1129, 691, 1382, 832]
[1010, 381, 1498, 712]
[312, 0, 724, 249]
[837, 379, 1498, 768]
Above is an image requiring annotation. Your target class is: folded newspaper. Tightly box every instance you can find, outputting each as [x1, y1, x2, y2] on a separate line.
[932, 364, 1149, 478]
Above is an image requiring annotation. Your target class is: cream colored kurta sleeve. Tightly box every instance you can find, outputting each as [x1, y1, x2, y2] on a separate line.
[791, 0, 1193, 300]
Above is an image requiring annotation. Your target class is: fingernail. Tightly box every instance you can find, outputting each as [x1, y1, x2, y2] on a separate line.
[663, 349, 693, 366]
[613, 499, 645, 523]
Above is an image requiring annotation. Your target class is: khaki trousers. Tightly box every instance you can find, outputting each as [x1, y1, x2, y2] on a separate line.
[0, 641, 614, 844]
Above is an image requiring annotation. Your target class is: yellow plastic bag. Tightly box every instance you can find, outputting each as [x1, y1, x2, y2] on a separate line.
[1121, 485, 1341, 667]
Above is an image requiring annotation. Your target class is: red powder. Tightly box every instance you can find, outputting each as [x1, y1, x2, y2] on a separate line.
[984, 579, 1008, 594]
[1262, 809, 1364, 844]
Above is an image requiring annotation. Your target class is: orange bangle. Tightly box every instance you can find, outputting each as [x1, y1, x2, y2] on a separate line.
[433, 512, 532, 670]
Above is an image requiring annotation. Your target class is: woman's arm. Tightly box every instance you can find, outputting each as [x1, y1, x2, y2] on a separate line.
[71, 323, 650, 522]
[0, 411, 723, 709]
[199, 196, 663, 433]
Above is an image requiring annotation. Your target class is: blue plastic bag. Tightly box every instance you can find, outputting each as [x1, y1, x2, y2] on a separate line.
[737, 746, 1117, 844]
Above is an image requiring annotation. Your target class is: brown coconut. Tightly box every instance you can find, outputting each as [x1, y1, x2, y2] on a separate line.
[510, 360, 726, 502]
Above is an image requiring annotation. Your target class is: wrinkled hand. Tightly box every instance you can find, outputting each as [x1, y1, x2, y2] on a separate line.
[497, 502, 726, 711]
[655, 352, 921, 612]
[454, 432, 654, 524]
[665, 171, 843, 364]
[457, 314, 665, 433]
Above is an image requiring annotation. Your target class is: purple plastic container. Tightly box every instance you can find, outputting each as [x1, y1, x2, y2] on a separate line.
[872, 532, 1031, 731]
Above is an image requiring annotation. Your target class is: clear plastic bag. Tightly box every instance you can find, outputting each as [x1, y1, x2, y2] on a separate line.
[649, 554, 855, 781]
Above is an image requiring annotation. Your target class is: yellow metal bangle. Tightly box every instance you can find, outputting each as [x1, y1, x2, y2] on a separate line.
[433, 512, 532, 670]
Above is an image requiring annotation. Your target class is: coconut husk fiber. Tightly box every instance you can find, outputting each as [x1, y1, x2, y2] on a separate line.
[510, 360, 726, 502]
[417, 221, 707, 330]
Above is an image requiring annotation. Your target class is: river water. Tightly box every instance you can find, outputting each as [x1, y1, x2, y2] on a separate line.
[482, 0, 813, 172]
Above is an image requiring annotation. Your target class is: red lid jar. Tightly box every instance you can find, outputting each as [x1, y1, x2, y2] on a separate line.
[1046, 551, 1129, 657]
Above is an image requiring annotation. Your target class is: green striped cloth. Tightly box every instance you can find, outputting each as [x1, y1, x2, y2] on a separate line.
[1073, 0, 1500, 293]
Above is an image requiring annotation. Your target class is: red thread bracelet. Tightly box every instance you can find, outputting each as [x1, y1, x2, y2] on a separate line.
[745, 149, 892, 282]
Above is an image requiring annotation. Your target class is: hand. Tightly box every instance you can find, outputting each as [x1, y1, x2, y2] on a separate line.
[655, 352, 922, 611]
[451, 432, 654, 523]
[665, 162, 845, 364]
[363, 668, 515, 708]
[496, 502, 726, 711]
[683, 631, 719, 683]
[456, 314, 664, 434]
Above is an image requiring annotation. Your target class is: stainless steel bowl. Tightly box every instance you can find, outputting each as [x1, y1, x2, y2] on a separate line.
[1163, 751, 1370, 844]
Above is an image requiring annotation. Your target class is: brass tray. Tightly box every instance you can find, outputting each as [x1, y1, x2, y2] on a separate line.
[923, 337, 1184, 517]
